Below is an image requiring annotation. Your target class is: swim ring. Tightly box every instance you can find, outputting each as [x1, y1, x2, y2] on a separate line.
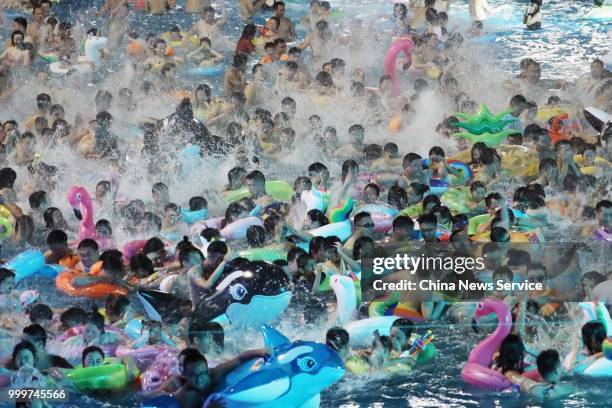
[220, 216, 264, 240]
[188, 64, 224, 76]
[233, 247, 287, 262]
[224, 180, 294, 203]
[56, 270, 128, 298]
[66, 361, 128, 392]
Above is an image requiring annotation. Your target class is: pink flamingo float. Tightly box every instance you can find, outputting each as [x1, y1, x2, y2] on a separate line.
[384, 38, 414, 96]
[67, 186, 97, 241]
[461, 299, 540, 391]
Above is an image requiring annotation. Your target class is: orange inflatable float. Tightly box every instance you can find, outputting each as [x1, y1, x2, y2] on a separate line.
[56, 270, 128, 298]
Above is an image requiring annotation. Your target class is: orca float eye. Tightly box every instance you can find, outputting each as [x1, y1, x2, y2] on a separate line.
[297, 356, 317, 372]
[229, 283, 247, 301]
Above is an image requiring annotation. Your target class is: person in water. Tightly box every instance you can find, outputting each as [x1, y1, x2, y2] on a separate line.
[523, 0, 542, 31]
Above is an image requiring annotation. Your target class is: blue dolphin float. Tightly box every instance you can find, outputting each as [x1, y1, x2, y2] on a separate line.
[204, 324, 345, 407]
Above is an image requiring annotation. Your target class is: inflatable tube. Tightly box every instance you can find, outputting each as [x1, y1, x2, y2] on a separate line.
[159, 274, 178, 293]
[422, 158, 472, 192]
[188, 64, 224, 76]
[0, 217, 13, 239]
[116, 345, 167, 370]
[0, 205, 12, 219]
[208, 325, 344, 407]
[355, 204, 399, 218]
[83, 36, 108, 67]
[369, 292, 424, 323]
[454, 104, 516, 135]
[384, 38, 414, 96]
[2, 249, 44, 282]
[328, 198, 354, 223]
[38, 51, 60, 62]
[66, 362, 128, 392]
[441, 187, 471, 215]
[140, 348, 179, 392]
[330, 275, 358, 325]
[124, 319, 144, 340]
[180, 208, 207, 224]
[234, 247, 287, 262]
[496, 144, 539, 177]
[582, 357, 612, 377]
[56, 271, 128, 298]
[371, 213, 394, 234]
[204, 216, 224, 230]
[308, 220, 352, 242]
[224, 180, 294, 203]
[301, 189, 325, 212]
[461, 300, 513, 391]
[220, 216, 264, 240]
[468, 213, 491, 236]
[536, 106, 567, 122]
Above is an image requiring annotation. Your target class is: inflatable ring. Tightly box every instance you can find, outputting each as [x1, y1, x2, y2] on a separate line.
[301, 189, 325, 212]
[220, 216, 264, 241]
[369, 292, 424, 323]
[536, 106, 567, 122]
[188, 64, 224, 77]
[224, 180, 294, 203]
[116, 345, 172, 370]
[0, 205, 12, 219]
[56, 271, 128, 298]
[422, 159, 472, 195]
[38, 51, 60, 62]
[234, 247, 287, 262]
[355, 204, 399, 218]
[497, 145, 538, 177]
[308, 220, 352, 242]
[384, 38, 414, 96]
[180, 208, 207, 224]
[468, 213, 490, 236]
[329, 198, 354, 223]
[399, 204, 422, 218]
[441, 187, 471, 215]
[0, 217, 13, 239]
[3, 250, 45, 282]
[66, 361, 128, 392]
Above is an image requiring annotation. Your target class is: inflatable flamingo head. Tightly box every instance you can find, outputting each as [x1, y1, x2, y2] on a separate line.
[471, 299, 510, 333]
[67, 185, 90, 220]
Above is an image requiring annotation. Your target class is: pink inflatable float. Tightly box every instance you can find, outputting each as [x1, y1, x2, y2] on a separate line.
[67, 186, 97, 241]
[384, 38, 414, 96]
[461, 299, 540, 391]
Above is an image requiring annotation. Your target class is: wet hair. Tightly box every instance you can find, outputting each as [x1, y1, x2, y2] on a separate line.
[281, 96, 297, 110]
[306, 209, 329, 227]
[28, 303, 52, 323]
[143, 237, 165, 255]
[181, 349, 208, 375]
[387, 186, 407, 210]
[105, 295, 130, 321]
[402, 153, 422, 169]
[490, 227, 509, 242]
[22, 323, 47, 347]
[582, 321, 606, 355]
[393, 215, 414, 232]
[47, 229, 68, 246]
[364, 183, 380, 197]
[496, 334, 525, 373]
[506, 249, 531, 268]
[95, 219, 112, 235]
[228, 167, 247, 187]
[179, 246, 204, 267]
[28, 190, 47, 210]
[536, 349, 559, 380]
[129, 254, 154, 278]
[596, 199, 612, 213]
[189, 196, 208, 211]
[239, 24, 257, 41]
[78, 239, 99, 252]
[82, 346, 105, 366]
[341, 160, 359, 182]
[422, 194, 441, 211]
[307, 162, 330, 181]
[493, 266, 513, 283]
[207, 240, 228, 257]
[363, 144, 383, 161]
[326, 327, 349, 352]
[188, 321, 224, 349]
[0, 167, 17, 189]
[87, 312, 105, 331]
[245, 170, 265, 185]
[60, 307, 87, 328]
[383, 142, 399, 157]
[484, 192, 502, 209]
[246, 225, 266, 248]
[10, 341, 37, 369]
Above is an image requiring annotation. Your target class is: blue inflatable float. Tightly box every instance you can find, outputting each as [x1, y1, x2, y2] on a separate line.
[205, 325, 345, 407]
[188, 65, 224, 77]
[2, 250, 64, 282]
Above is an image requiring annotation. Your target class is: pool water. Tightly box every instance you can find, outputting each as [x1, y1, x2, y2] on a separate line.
[1, 0, 610, 407]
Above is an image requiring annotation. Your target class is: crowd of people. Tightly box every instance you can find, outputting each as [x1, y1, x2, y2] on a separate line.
[0, 0, 609, 406]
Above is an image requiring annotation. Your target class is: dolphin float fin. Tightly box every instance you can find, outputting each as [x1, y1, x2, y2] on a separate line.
[261, 324, 290, 351]
[137, 291, 163, 322]
[225, 368, 290, 403]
